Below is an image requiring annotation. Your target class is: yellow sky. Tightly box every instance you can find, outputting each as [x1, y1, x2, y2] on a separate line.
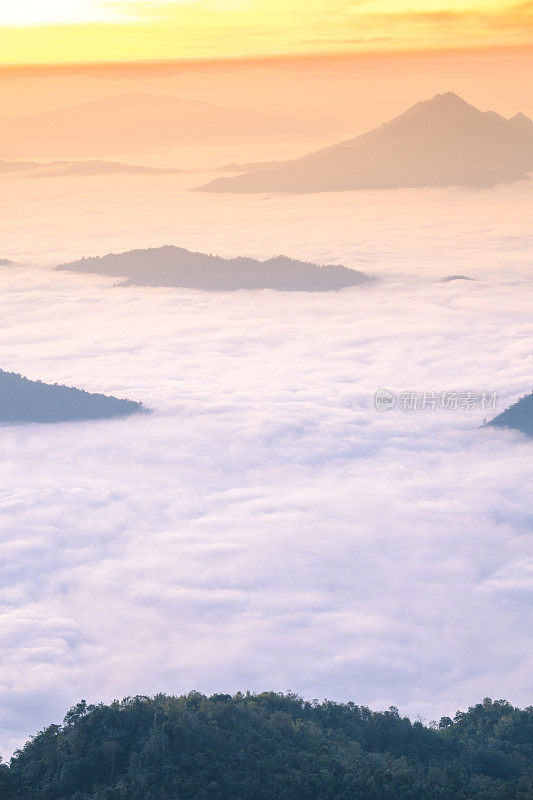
[0, 0, 532, 65]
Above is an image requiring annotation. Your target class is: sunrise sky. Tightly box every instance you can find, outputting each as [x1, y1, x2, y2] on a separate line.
[1, 0, 532, 65]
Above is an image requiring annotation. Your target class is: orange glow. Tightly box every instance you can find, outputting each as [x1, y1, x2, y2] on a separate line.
[0, 1, 532, 65]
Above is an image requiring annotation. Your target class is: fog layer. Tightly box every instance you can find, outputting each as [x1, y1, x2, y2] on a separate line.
[0, 174, 532, 760]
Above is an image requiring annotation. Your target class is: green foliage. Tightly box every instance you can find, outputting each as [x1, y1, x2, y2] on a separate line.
[8, 694, 533, 800]
[1, 759, 22, 799]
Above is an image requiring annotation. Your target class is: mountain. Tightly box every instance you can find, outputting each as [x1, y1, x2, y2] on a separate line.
[0, 93, 340, 160]
[0, 159, 181, 177]
[0, 370, 145, 424]
[216, 160, 282, 172]
[198, 93, 533, 193]
[0, 160, 39, 173]
[57, 245, 372, 291]
[487, 391, 533, 437]
[8, 694, 533, 800]
[441, 275, 475, 282]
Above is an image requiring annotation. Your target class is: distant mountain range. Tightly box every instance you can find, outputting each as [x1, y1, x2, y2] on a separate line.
[0, 159, 181, 177]
[215, 160, 282, 172]
[57, 246, 372, 291]
[487, 392, 533, 437]
[0, 93, 340, 160]
[198, 93, 533, 193]
[0, 370, 145, 424]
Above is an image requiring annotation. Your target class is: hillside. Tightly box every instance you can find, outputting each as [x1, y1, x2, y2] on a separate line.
[58, 246, 372, 291]
[0, 370, 145, 424]
[487, 392, 533, 437]
[8, 694, 533, 800]
[0, 764, 21, 800]
[199, 93, 533, 193]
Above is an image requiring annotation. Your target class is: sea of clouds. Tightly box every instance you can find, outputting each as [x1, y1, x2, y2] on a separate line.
[0, 174, 532, 758]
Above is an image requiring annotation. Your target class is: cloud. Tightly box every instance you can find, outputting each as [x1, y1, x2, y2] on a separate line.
[2, 1, 532, 67]
[0, 1, 104, 27]
[0, 174, 532, 759]
[103, 0, 533, 49]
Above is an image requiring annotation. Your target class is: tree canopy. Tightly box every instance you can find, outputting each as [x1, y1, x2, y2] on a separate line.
[9, 693, 533, 800]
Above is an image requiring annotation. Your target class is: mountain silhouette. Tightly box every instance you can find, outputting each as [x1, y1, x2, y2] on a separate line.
[0, 159, 181, 177]
[58, 246, 372, 291]
[0, 370, 146, 424]
[216, 160, 282, 172]
[0, 160, 39, 173]
[487, 392, 533, 437]
[198, 93, 533, 193]
[440, 275, 475, 282]
[0, 93, 339, 159]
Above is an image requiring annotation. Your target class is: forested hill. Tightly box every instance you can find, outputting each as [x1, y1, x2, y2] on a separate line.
[488, 391, 533, 437]
[0, 762, 22, 800]
[58, 246, 372, 292]
[0, 370, 145, 424]
[9, 693, 533, 800]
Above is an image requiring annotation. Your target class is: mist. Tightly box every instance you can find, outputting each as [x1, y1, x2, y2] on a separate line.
[1, 166, 532, 758]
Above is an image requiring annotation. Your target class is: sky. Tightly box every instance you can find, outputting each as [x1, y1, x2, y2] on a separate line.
[1, 169, 532, 757]
[0, 0, 532, 64]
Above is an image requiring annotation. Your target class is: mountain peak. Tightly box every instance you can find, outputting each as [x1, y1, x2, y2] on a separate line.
[388, 92, 478, 127]
[415, 92, 477, 114]
[430, 91, 471, 107]
[509, 111, 533, 130]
